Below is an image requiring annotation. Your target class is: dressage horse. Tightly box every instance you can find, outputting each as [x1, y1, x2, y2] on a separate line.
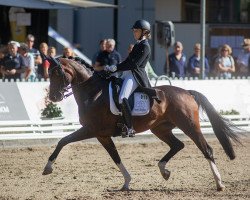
[42, 58, 241, 191]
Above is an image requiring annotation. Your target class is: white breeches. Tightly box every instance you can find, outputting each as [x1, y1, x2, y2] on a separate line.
[119, 71, 138, 104]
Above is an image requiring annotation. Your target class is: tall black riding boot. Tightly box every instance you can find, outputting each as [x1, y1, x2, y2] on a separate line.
[120, 98, 136, 138]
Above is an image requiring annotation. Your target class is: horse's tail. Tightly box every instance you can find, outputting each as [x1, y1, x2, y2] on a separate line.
[188, 90, 242, 160]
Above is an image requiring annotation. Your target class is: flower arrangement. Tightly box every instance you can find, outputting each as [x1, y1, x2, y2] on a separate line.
[41, 88, 63, 119]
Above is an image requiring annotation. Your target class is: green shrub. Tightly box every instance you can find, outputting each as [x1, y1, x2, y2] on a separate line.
[219, 109, 240, 115]
[41, 87, 63, 118]
[41, 102, 63, 118]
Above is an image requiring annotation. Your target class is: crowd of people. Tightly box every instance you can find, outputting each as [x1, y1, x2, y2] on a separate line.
[168, 39, 250, 79]
[0, 33, 250, 82]
[0, 34, 82, 81]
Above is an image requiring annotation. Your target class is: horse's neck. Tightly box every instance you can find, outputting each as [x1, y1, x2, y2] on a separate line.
[72, 75, 106, 107]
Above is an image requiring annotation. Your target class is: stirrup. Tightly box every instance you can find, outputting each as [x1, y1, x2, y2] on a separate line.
[121, 125, 135, 138]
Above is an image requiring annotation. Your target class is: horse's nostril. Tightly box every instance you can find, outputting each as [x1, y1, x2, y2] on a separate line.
[49, 95, 57, 102]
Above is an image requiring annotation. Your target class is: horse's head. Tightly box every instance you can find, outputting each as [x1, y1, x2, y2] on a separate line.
[41, 54, 93, 102]
[45, 57, 71, 102]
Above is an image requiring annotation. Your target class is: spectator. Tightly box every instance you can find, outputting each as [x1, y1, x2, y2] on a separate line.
[214, 44, 235, 79]
[92, 39, 107, 65]
[236, 38, 250, 76]
[128, 44, 158, 79]
[26, 34, 42, 66]
[94, 38, 122, 72]
[37, 42, 50, 80]
[60, 47, 92, 70]
[168, 41, 187, 78]
[19, 43, 36, 81]
[0, 41, 24, 81]
[188, 43, 210, 78]
[62, 47, 74, 58]
[0, 46, 7, 79]
[48, 46, 57, 58]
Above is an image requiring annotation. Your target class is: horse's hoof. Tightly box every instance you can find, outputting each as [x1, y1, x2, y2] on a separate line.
[120, 185, 129, 191]
[217, 185, 225, 191]
[42, 166, 53, 175]
[162, 170, 171, 180]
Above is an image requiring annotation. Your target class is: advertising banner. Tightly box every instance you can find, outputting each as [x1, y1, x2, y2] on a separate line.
[17, 82, 78, 121]
[0, 83, 29, 121]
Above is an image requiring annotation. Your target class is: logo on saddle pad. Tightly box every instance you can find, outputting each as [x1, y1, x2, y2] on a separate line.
[109, 83, 150, 116]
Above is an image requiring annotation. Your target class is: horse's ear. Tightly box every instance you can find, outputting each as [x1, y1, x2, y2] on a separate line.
[40, 52, 48, 62]
[49, 56, 60, 67]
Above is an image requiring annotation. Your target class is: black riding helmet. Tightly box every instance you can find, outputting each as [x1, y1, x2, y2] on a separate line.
[132, 19, 151, 32]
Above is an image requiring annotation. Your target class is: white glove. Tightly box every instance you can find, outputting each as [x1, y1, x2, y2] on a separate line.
[104, 65, 117, 72]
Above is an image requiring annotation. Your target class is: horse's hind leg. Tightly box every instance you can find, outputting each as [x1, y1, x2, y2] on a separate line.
[97, 136, 131, 191]
[151, 123, 184, 181]
[188, 130, 225, 191]
[180, 121, 225, 191]
[42, 126, 93, 175]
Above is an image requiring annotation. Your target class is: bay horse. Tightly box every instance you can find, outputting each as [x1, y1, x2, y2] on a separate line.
[42, 57, 241, 191]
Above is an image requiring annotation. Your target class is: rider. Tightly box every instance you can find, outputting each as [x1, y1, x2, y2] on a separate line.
[105, 19, 154, 137]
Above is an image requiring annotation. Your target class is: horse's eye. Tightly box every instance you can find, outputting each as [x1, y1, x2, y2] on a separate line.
[55, 70, 60, 76]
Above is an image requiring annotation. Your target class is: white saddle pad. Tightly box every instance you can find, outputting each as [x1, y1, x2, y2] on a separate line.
[109, 83, 150, 116]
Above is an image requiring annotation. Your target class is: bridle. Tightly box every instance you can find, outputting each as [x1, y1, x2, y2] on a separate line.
[44, 54, 110, 100]
[48, 58, 94, 99]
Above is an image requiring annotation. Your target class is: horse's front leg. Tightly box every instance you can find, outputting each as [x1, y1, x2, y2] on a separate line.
[97, 136, 131, 191]
[42, 126, 93, 175]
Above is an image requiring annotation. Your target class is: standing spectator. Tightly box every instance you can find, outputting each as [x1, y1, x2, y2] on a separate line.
[48, 46, 57, 58]
[37, 42, 50, 80]
[94, 38, 121, 72]
[0, 46, 7, 79]
[62, 47, 75, 58]
[236, 38, 250, 76]
[19, 43, 36, 81]
[26, 34, 42, 67]
[168, 41, 187, 78]
[92, 39, 107, 66]
[188, 43, 210, 78]
[61, 47, 92, 70]
[0, 41, 24, 81]
[214, 44, 235, 79]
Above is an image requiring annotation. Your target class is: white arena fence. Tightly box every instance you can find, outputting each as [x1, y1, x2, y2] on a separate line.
[0, 78, 250, 141]
[0, 115, 249, 141]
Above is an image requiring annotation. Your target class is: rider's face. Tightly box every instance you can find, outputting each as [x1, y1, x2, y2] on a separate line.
[133, 29, 142, 40]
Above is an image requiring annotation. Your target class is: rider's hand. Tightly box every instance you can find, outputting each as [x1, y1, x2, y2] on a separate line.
[104, 65, 117, 72]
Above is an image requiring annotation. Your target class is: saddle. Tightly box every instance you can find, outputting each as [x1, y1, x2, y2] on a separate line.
[109, 77, 161, 116]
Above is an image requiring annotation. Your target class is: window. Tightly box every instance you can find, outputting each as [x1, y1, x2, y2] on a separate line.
[182, 0, 249, 23]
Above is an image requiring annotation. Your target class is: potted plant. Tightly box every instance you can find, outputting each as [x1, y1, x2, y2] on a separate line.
[41, 88, 63, 119]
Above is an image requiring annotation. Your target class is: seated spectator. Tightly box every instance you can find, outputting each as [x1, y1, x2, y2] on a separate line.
[19, 43, 36, 81]
[37, 42, 50, 80]
[236, 38, 250, 76]
[48, 46, 57, 58]
[0, 41, 24, 81]
[94, 39, 122, 72]
[214, 44, 235, 79]
[92, 39, 107, 65]
[188, 43, 210, 78]
[168, 41, 187, 78]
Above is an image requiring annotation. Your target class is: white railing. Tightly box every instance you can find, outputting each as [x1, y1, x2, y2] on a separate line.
[0, 115, 249, 141]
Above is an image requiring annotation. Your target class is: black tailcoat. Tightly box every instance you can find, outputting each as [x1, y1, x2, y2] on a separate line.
[116, 39, 151, 88]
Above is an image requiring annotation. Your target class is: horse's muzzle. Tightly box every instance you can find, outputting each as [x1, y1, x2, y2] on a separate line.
[49, 93, 64, 102]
